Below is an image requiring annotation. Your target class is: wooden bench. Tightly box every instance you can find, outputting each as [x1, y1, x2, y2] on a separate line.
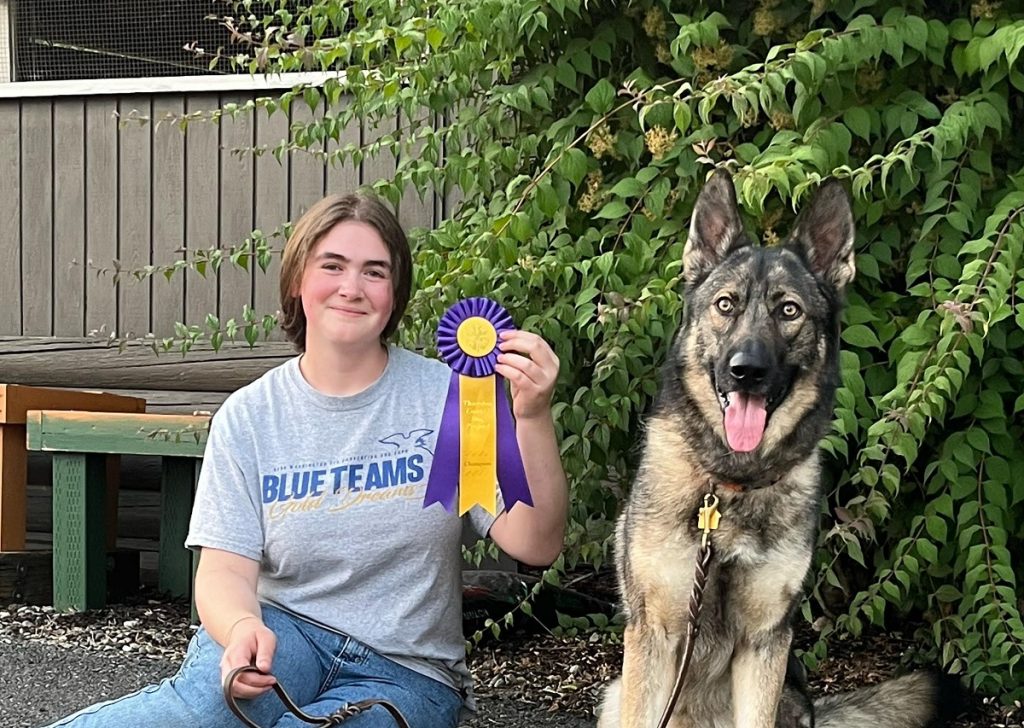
[26, 410, 210, 611]
[1, 384, 146, 552]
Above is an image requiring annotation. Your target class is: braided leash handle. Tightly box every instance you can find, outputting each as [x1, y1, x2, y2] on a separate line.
[655, 541, 714, 728]
[223, 665, 411, 728]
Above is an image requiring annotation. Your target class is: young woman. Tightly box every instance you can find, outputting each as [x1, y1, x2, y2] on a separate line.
[48, 192, 569, 727]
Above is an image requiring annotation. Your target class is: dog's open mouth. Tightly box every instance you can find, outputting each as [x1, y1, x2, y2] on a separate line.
[716, 389, 768, 453]
[711, 366, 787, 453]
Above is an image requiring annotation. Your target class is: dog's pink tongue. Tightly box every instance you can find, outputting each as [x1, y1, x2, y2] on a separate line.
[724, 393, 768, 452]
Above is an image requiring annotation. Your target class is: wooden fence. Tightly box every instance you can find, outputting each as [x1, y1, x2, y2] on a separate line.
[0, 84, 446, 342]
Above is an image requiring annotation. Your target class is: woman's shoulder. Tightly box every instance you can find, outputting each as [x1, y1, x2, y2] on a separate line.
[388, 346, 451, 392]
[390, 346, 449, 377]
[214, 356, 299, 420]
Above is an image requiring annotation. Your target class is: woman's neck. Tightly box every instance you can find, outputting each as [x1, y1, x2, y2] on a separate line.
[298, 341, 390, 396]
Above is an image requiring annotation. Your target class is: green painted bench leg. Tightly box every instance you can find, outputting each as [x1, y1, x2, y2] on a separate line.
[52, 453, 107, 611]
[159, 457, 197, 598]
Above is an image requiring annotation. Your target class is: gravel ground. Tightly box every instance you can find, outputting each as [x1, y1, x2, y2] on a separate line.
[0, 637, 178, 727]
[1, 597, 1021, 728]
[0, 599, 598, 728]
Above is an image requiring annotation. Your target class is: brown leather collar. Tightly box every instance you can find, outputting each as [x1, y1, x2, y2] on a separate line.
[717, 481, 748, 493]
[712, 474, 783, 493]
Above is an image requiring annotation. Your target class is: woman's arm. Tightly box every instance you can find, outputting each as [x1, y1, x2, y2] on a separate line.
[487, 330, 569, 566]
[194, 547, 278, 698]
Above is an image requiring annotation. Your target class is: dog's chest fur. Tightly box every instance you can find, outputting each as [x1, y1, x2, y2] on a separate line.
[616, 447, 821, 638]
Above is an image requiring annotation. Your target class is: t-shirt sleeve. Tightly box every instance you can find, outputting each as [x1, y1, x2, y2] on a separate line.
[465, 490, 505, 538]
[184, 403, 265, 561]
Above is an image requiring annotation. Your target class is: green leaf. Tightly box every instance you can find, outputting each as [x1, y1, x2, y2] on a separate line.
[842, 325, 882, 349]
[901, 16, 929, 52]
[948, 18, 973, 41]
[925, 515, 947, 542]
[916, 539, 938, 563]
[585, 79, 616, 114]
[556, 148, 589, 186]
[575, 287, 600, 306]
[556, 61, 577, 91]
[537, 182, 559, 216]
[594, 200, 630, 220]
[966, 428, 990, 454]
[426, 26, 445, 50]
[674, 103, 692, 133]
[610, 178, 644, 198]
[510, 213, 534, 242]
[843, 107, 872, 141]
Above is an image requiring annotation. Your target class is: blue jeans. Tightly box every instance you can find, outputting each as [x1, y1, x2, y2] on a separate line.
[46, 604, 463, 728]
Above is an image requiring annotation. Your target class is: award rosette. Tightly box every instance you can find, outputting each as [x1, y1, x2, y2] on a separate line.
[423, 297, 533, 515]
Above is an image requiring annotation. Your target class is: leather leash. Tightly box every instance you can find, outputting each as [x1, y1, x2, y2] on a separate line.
[223, 665, 411, 728]
[655, 488, 721, 728]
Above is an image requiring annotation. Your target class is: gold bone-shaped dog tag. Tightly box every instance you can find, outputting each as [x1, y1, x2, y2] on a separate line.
[697, 495, 721, 531]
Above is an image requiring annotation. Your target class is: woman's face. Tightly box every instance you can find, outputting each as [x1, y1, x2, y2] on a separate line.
[297, 220, 395, 351]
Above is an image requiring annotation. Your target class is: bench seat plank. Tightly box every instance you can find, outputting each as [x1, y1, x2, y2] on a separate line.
[26, 411, 210, 458]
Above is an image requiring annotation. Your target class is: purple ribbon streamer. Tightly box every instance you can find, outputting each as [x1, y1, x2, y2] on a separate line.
[423, 297, 533, 513]
[423, 375, 460, 512]
[494, 375, 533, 510]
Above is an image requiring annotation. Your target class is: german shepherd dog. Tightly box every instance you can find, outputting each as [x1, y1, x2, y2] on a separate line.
[596, 171, 959, 728]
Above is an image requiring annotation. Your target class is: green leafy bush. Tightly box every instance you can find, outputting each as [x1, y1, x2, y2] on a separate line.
[171, 0, 1024, 700]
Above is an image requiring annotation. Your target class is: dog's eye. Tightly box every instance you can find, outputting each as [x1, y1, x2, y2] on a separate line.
[715, 297, 734, 315]
[780, 302, 802, 320]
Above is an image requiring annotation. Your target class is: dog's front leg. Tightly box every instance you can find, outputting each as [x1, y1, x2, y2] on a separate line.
[730, 626, 791, 727]
[620, 621, 690, 728]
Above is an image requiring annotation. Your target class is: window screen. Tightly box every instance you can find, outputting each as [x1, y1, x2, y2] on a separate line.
[12, 0, 267, 81]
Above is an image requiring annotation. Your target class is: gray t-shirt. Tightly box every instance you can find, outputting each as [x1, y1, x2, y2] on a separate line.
[185, 346, 498, 706]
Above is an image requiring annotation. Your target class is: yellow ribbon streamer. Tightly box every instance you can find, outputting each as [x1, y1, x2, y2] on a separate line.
[458, 373, 497, 515]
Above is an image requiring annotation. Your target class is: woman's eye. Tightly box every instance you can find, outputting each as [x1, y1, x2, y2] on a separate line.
[780, 302, 802, 320]
[715, 297, 734, 315]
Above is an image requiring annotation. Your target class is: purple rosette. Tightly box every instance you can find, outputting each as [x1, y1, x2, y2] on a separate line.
[435, 297, 515, 376]
[424, 297, 534, 514]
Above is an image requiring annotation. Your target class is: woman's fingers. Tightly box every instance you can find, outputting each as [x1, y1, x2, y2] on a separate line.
[221, 622, 278, 698]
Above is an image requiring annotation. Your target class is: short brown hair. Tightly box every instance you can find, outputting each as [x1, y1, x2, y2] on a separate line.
[279, 192, 411, 351]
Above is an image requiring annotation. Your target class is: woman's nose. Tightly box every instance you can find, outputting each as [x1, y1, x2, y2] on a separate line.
[336, 270, 362, 297]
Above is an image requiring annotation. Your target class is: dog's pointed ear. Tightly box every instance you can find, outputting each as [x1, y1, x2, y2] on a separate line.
[786, 180, 856, 291]
[683, 170, 746, 284]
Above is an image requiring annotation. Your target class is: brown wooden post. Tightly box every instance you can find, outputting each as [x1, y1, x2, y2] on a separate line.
[0, 384, 145, 553]
[0, 423, 28, 550]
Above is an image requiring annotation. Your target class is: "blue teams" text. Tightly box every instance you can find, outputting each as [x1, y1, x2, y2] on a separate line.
[262, 455, 425, 503]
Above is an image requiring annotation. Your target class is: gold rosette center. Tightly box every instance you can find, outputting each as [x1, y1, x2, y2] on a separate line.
[456, 317, 497, 357]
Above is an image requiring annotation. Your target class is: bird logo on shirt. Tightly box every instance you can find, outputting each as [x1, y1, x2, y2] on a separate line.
[379, 429, 435, 457]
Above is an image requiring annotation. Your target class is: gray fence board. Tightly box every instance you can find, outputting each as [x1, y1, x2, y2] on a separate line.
[253, 107, 288, 328]
[362, 115, 397, 201]
[183, 93, 220, 329]
[53, 101, 86, 336]
[119, 97, 153, 337]
[0, 105, 21, 334]
[219, 93, 256, 326]
[84, 98, 119, 336]
[325, 96, 359, 197]
[397, 107, 435, 233]
[289, 102, 326, 221]
[151, 96, 186, 336]
[20, 100, 53, 335]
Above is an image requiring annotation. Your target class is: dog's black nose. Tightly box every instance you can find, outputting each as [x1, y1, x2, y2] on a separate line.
[729, 349, 768, 383]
